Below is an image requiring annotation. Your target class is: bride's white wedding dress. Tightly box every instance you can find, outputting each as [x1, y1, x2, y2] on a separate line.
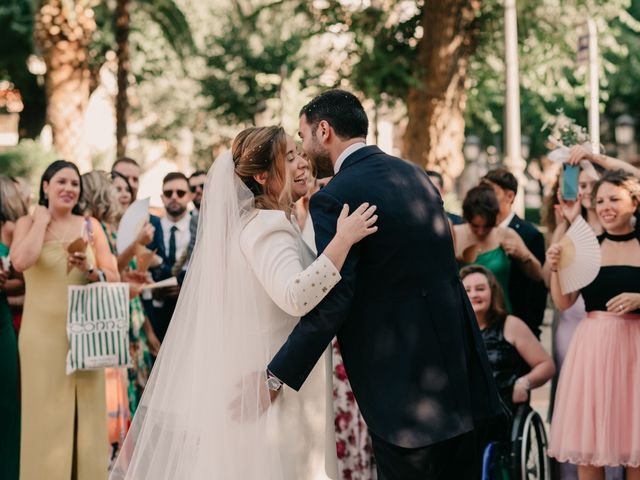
[240, 210, 339, 480]
[110, 152, 338, 479]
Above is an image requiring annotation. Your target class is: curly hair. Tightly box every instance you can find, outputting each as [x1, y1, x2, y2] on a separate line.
[79, 170, 122, 226]
[460, 264, 508, 329]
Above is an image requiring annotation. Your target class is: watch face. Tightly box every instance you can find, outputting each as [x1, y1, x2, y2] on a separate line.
[266, 377, 282, 391]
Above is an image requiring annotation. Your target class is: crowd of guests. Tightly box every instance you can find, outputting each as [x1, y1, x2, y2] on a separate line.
[0, 157, 204, 480]
[1, 143, 639, 480]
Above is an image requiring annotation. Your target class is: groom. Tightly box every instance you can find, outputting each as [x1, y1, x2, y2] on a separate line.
[267, 90, 503, 479]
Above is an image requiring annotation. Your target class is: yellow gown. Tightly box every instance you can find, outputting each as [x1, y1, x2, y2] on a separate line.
[19, 242, 107, 480]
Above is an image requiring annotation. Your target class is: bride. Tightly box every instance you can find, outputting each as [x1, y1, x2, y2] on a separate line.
[110, 126, 378, 479]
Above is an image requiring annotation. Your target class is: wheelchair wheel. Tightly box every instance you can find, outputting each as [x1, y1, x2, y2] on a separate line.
[510, 405, 550, 480]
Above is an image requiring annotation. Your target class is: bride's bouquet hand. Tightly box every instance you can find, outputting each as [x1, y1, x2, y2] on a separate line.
[336, 203, 378, 246]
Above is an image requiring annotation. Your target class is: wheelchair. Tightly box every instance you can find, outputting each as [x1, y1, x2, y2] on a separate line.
[482, 403, 550, 480]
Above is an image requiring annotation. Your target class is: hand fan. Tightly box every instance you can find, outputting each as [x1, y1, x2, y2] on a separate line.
[558, 216, 601, 294]
[117, 198, 150, 255]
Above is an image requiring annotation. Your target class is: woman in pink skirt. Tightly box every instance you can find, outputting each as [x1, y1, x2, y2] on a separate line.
[546, 169, 640, 480]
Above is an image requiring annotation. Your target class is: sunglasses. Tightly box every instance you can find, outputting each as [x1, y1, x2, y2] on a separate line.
[163, 189, 188, 199]
[189, 183, 204, 193]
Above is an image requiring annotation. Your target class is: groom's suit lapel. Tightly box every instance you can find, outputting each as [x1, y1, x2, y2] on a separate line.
[336, 145, 384, 176]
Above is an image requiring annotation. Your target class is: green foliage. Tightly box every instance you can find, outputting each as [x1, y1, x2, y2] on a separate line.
[201, 1, 319, 125]
[0, 139, 58, 182]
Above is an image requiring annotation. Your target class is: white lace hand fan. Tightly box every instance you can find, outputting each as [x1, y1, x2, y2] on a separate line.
[558, 216, 601, 294]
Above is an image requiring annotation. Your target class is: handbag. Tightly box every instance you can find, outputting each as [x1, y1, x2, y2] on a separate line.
[66, 281, 131, 374]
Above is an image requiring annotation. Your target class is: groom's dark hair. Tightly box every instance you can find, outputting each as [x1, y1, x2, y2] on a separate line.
[300, 89, 368, 140]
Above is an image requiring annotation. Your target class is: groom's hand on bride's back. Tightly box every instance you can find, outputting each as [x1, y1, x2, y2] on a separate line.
[228, 371, 278, 423]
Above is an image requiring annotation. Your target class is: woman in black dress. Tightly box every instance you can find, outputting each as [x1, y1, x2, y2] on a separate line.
[461, 265, 555, 414]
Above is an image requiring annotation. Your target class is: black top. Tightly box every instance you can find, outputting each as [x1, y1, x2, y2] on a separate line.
[582, 231, 640, 313]
[481, 322, 529, 413]
[581, 265, 640, 313]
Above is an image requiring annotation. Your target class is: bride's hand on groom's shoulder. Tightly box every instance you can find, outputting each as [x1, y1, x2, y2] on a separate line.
[336, 203, 379, 246]
[229, 371, 276, 423]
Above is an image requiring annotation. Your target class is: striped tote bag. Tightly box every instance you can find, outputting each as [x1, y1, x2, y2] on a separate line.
[66, 282, 131, 374]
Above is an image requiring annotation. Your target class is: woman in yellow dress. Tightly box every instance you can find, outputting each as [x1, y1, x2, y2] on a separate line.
[11, 160, 119, 480]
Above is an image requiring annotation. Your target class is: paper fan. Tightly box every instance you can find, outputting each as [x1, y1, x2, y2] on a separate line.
[558, 216, 601, 294]
[117, 198, 150, 255]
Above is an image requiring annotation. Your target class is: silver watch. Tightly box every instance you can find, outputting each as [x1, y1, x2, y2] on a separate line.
[265, 371, 283, 391]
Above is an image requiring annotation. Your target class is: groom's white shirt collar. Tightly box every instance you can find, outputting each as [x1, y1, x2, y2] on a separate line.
[334, 142, 366, 174]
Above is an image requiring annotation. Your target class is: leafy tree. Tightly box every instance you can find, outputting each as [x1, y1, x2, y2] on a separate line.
[301, 0, 636, 182]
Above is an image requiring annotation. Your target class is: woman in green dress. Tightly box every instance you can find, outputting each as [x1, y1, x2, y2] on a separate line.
[454, 184, 543, 311]
[0, 175, 28, 480]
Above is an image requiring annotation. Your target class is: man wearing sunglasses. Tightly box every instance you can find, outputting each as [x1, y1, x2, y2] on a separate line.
[147, 172, 195, 341]
[188, 170, 207, 211]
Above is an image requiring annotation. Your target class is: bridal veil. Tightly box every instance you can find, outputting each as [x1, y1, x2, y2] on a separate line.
[110, 151, 286, 479]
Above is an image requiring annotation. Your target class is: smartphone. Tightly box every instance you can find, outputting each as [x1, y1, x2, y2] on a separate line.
[562, 163, 579, 201]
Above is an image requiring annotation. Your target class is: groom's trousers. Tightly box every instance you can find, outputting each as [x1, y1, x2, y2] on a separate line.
[370, 417, 496, 480]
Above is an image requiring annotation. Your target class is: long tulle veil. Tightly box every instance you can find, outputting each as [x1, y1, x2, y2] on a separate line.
[110, 151, 285, 479]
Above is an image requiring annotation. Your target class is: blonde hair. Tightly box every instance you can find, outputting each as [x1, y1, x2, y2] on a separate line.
[232, 126, 293, 211]
[0, 175, 28, 222]
[79, 170, 122, 225]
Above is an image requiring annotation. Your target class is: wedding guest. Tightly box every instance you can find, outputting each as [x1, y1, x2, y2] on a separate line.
[188, 170, 207, 211]
[482, 168, 547, 337]
[0, 176, 25, 480]
[0, 177, 27, 333]
[112, 157, 141, 200]
[147, 172, 194, 341]
[111, 170, 133, 210]
[107, 172, 160, 411]
[454, 184, 542, 312]
[79, 171, 131, 462]
[542, 168, 624, 480]
[11, 160, 118, 480]
[11, 175, 34, 212]
[461, 265, 555, 415]
[547, 169, 640, 479]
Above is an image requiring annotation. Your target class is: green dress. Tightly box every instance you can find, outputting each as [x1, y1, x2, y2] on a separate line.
[474, 247, 513, 313]
[0, 241, 19, 479]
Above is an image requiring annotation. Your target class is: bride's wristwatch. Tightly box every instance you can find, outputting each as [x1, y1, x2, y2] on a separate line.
[265, 369, 283, 392]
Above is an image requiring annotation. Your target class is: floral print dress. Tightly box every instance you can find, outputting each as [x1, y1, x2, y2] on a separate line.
[332, 340, 377, 480]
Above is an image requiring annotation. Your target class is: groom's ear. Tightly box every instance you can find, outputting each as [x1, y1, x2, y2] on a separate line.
[317, 120, 331, 143]
[253, 171, 268, 186]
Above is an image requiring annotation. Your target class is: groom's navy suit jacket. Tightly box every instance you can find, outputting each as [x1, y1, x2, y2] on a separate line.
[269, 146, 502, 449]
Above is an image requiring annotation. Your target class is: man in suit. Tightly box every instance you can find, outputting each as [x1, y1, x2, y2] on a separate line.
[188, 170, 207, 212]
[267, 90, 502, 479]
[147, 172, 195, 342]
[482, 168, 547, 338]
[112, 157, 141, 200]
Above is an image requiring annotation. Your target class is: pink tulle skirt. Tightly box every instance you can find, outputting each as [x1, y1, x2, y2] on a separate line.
[548, 311, 640, 467]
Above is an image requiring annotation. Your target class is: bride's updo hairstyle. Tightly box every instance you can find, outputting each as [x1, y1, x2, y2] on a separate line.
[232, 126, 292, 210]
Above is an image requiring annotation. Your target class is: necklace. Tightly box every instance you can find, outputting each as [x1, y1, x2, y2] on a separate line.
[599, 229, 638, 242]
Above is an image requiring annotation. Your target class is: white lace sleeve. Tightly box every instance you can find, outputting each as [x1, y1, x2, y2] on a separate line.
[240, 211, 341, 317]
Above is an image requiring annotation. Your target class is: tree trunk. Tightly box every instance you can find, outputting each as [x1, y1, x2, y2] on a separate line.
[115, 0, 130, 158]
[402, 0, 481, 184]
[35, 0, 96, 172]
